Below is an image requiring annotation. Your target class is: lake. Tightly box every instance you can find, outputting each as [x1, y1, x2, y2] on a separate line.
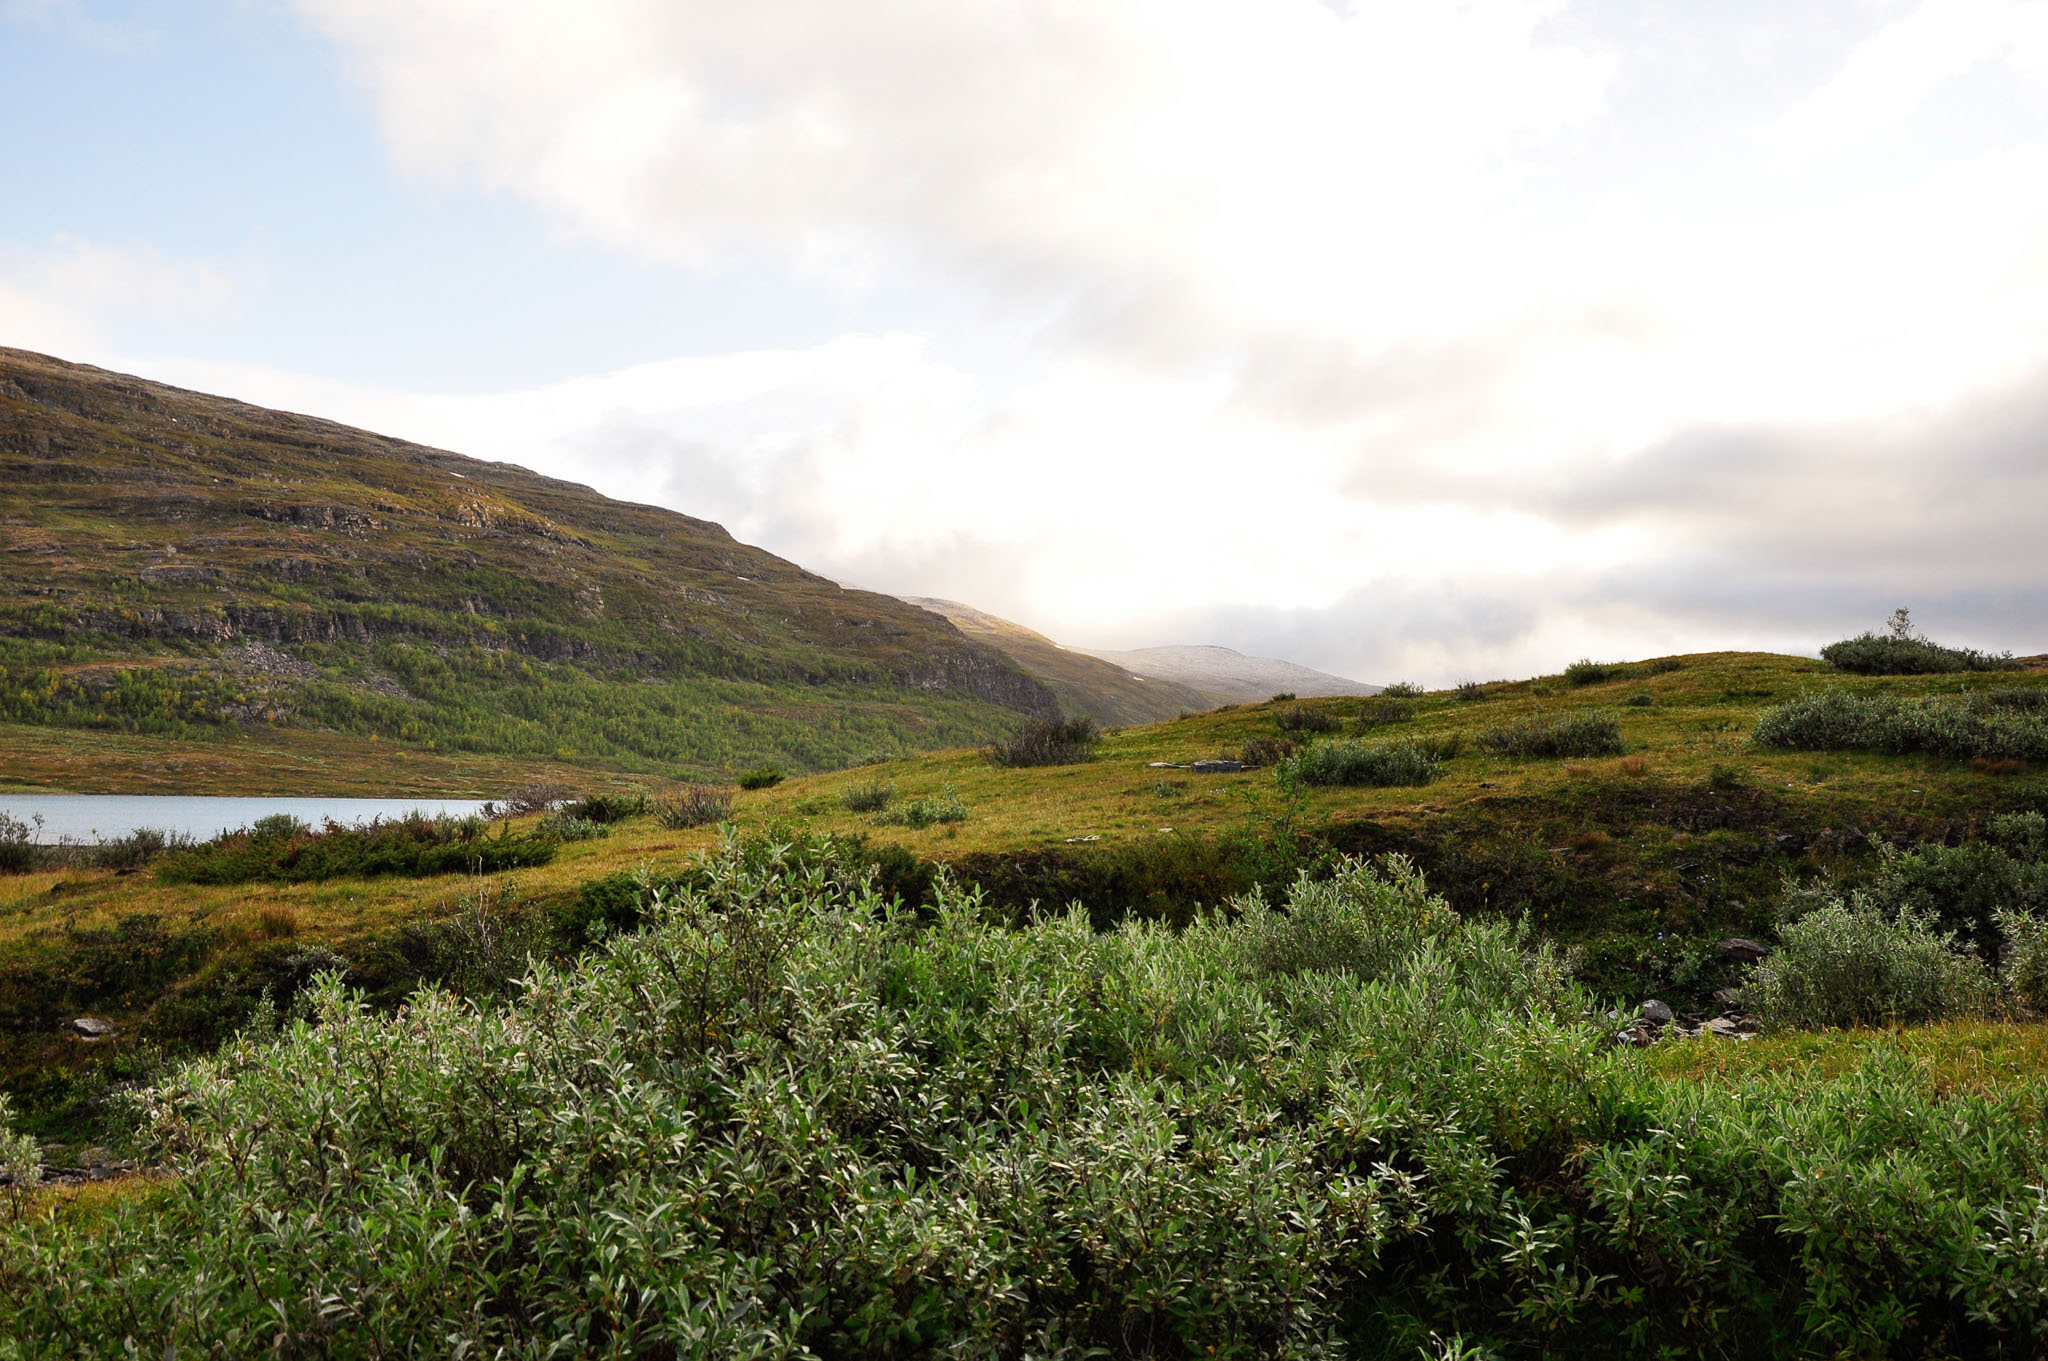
[0, 794, 492, 843]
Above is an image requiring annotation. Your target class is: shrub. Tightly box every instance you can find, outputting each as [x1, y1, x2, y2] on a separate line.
[1625, 692, 1653, 707]
[1280, 738, 1442, 787]
[1269, 691, 1295, 701]
[1820, 612, 2015, 675]
[736, 765, 785, 790]
[1480, 712, 1626, 759]
[987, 716, 1099, 767]
[1237, 736, 1296, 768]
[1455, 681, 1489, 703]
[839, 777, 896, 813]
[502, 780, 570, 815]
[1751, 690, 2048, 762]
[1353, 698, 1415, 729]
[1745, 893, 1992, 1030]
[535, 812, 608, 843]
[1380, 681, 1423, 698]
[561, 792, 647, 825]
[875, 785, 967, 827]
[653, 784, 733, 829]
[1996, 907, 2048, 1015]
[1564, 658, 1624, 686]
[1274, 703, 1339, 735]
[0, 1093, 40, 1215]
[156, 814, 554, 885]
[0, 812, 38, 875]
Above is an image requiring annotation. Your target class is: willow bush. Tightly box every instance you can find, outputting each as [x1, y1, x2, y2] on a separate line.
[5, 837, 2048, 1357]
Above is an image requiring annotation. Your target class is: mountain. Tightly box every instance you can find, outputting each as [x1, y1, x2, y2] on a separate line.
[1073, 644, 1378, 704]
[900, 598, 1214, 726]
[0, 348, 1057, 782]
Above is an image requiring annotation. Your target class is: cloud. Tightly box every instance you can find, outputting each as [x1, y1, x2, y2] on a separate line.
[0, 237, 233, 360]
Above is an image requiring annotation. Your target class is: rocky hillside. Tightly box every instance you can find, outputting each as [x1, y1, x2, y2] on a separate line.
[0, 348, 1056, 781]
[1074, 643, 1378, 705]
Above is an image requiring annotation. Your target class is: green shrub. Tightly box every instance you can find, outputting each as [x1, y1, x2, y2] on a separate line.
[1565, 659, 1624, 686]
[987, 715, 1099, 767]
[1274, 703, 1339, 735]
[652, 784, 732, 829]
[875, 785, 967, 827]
[561, 792, 647, 825]
[534, 812, 608, 843]
[1745, 893, 1992, 1030]
[1352, 698, 1415, 729]
[736, 765, 784, 790]
[1821, 633, 2016, 675]
[839, 777, 896, 813]
[0, 813, 39, 875]
[1996, 907, 2048, 1016]
[1480, 712, 1626, 759]
[1380, 681, 1423, 698]
[1237, 736, 1295, 768]
[1455, 681, 1489, 702]
[1625, 692, 1653, 707]
[1751, 690, 2048, 762]
[1281, 738, 1442, 787]
[155, 814, 554, 885]
[0, 1093, 40, 1216]
[17, 839, 2048, 1354]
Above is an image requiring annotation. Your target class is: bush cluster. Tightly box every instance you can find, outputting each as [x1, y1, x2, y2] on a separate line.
[651, 785, 732, 829]
[1280, 738, 1442, 787]
[1352, 698, 1416, 729]
[10, 841, 2048, 1355]
[1564, 658, 1625, 686]
[154, 814, 555, 885]
[534, 812, 608, 843]
[1236, 735, 1296, 768]
[1751, 690, 2048, 762]
[838, 777, 896, 813]
[0, 814, 189, 876]
[987, 716, 1099, 767]
[1821, 633, 2017, 675]
[873, 785, 967, 827]
[1274, 703, 1339, 735]
[735, 765, 784, 790]
[1480, 712, 1626, 759]
[560, 792, 647, 825]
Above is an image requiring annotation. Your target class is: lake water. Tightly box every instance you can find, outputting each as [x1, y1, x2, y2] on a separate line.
[0, 794, 491, 843]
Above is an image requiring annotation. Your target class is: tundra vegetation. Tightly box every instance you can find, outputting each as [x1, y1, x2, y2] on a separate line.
[3, 624, 2048, 1355]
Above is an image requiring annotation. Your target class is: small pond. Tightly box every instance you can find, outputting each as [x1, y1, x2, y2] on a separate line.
[0, 794, 492, 844]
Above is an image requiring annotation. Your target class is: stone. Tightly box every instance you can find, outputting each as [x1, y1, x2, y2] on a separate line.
[1719, 938, 1770, 963]
[1191, 759, 1244, 774]
[1146, 761, 1187, 769]
[1640, 999, 1674, 1025]
[1705, 1017, 1743, 1038]
[70, 1017, 115, 1039]
[1712, 988, 1740, 1008]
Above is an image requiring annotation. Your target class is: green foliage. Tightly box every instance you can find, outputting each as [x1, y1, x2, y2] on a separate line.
[0, 1093, 39, 1218]
[874, 785, 968, 827]
[9, 841, 2048, 1355]
[987, 715, 1100, 767]
[534, 812, 608, 843]
[561, 792, 647, 825]
[1281, 738, 1443, 787]
[1752, 690, 2048, 761]
[1480, 712, 1626, 759]
[1821, 629, 2017, 675]
[154, 814, 555, 885]
[838, 777, 896, 813]
[1379, 681, 1423, 698]
[1455, 680, 1490, 703]
[652, 785, 732, 829]
[1237, 735, 1296, 768]
[1745, 890, 1993, 1031]
[1565, 658, 1625, 686]
[0, 813, 188, 876]
[1625, 692, 1654, 707]
[1352, 698, 1416, 729]
[1275, 703, 1339, 735]
[736, 765, 785, 790]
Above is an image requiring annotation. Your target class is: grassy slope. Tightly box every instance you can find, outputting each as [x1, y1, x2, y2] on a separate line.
[0, 348, 1056, 785]
[901, 596, 1216, 726]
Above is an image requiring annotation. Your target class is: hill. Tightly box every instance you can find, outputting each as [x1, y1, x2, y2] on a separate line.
[0, 348, 1057, 788]
[1072, 642, 1378, 704]
[899, 597, 1214, 726]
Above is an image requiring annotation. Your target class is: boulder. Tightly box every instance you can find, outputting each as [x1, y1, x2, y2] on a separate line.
[1640, 999, 1674, 1025]
[1191, 759, 1245, 774]
[1719, 938, 1770, 963]
[70, 1017, 115, 1039]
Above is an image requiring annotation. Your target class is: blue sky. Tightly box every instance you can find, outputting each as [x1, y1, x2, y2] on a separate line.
[6, 0, 2048, 683]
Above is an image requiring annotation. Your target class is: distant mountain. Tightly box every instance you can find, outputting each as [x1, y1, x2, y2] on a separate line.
[0, 348, 1057, 779]
[1073, 644, 1379, 705]
[901, 598, 1214, 726]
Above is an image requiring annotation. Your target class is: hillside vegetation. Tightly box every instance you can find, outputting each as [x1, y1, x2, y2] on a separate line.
[0, 349, 1056, 782]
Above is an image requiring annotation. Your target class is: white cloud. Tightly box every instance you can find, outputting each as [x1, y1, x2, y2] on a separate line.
[0, 237, 233, 360]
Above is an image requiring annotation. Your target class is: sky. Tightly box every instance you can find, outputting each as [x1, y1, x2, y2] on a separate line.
[4, 0, 2047, 685]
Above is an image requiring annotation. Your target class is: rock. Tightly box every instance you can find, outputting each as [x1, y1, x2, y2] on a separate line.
[1705, 1017, 1743, 1038]
[1718, 938, 1770, 963]
[1640, 999, 1674, 1025]
[1146, 761, 1187, 769]
[1191, 759, 1244, 774]
[1712, 988, 1740, 1008]
[70, 1017, 115, 1039]
[79, 1147, 113, 1168]
[1616, 1024, 1657, 1048]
